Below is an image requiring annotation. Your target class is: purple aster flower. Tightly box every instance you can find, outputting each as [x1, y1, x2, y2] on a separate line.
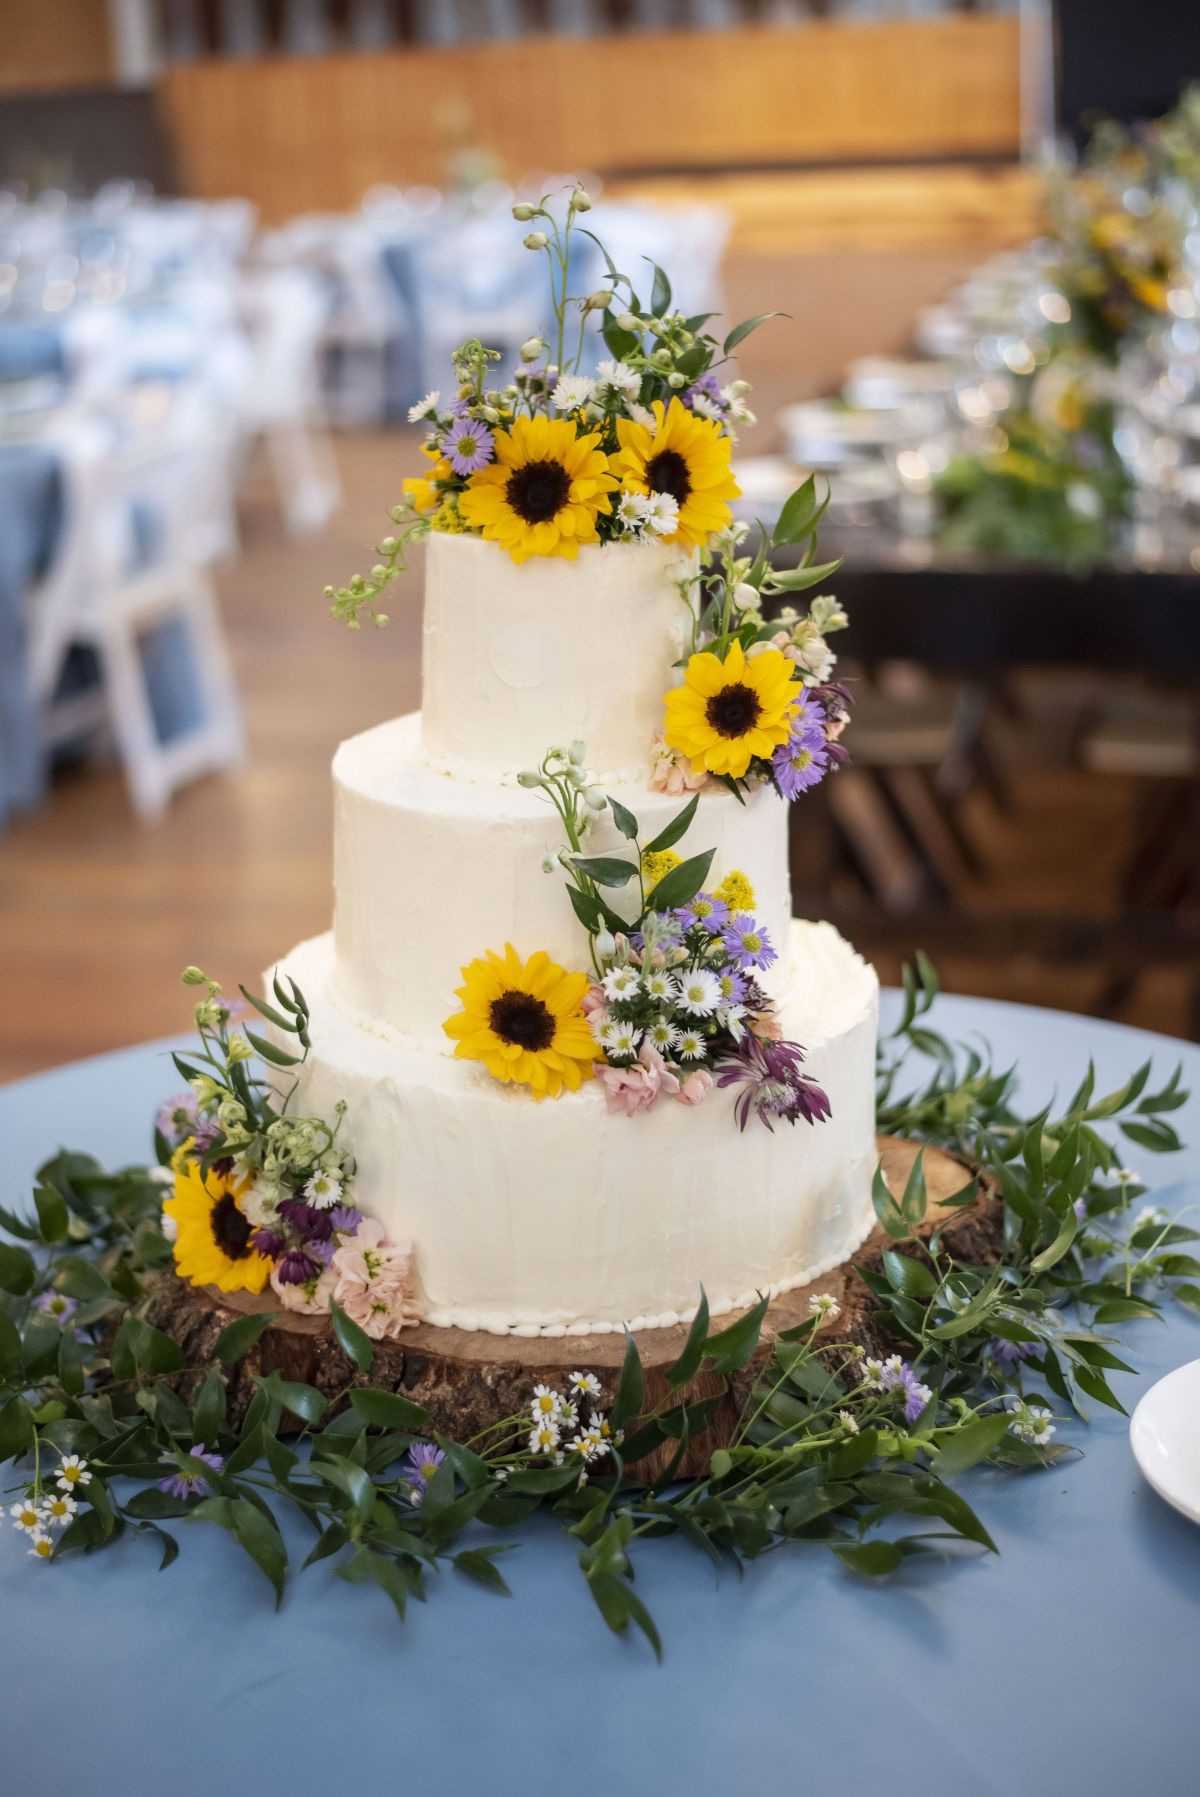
[720, 914, 778, 971]
[35, 1291, 78, 1326]
[716, 968, 749, 1005]
[446, 417, 494, 475]
[681, 370, 728, 416]
[772, 706, 830, 802]
[989, 1335, 1040, 1368]
[675, 893, 730, 934]
[329, 1203, 363, 1235]
[251, 1228, 287, 1260]
[158, 1446, 224, 1502]
[879, 1359, 933, 1423]
[307, 1238, 335, 1266]
[404, 1443, 446, 1508]
[155, 1089, 198, 1141]
[277, 1198, 333, 1242]
[715, 1035, 831, 1132]
[1073, 1197, 1088, 1222]
[274, 1248, 325, 1286]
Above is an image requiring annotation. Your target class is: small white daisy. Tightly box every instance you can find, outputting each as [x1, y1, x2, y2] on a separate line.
[1133, 1203, 1167, 1230]
[528, 1421, 561, 1455]
[616, 491, 650, 536]
[676, 1029, 707, 1061]
[677, 967, 721, 1016]
[643, 969, 678, 1004]
[556, 1397, 579, 1427]
[407, 388, 440, 423]
[587, 1411, 613, 1441]
[570, 1371, 603, 1401]
[627, 402, 657, 430]
[9, 1499, 44, 1536]
[861, 1357, 886, 1390]
[600, 1020, 642, 1059]
[601, 966, 641, 1002]
[552, 373, 596, 412]
[55, 1455, 91, 1492]
[27, 1532, 54, 1561]
[644, 492, 680, 536]
[303, 1168, 342, 1211]
[588, 1010, 613, 1045]
[808, 1293, 841, 1323]
[597, 358, 641, 399]
[530, 1384, 560, 1420]
[1116, 1167, 1143, 1186]
[716, 1003, 747, 1040]
[648, 1018, 682, 1053]
[40, 1492, 76, 1528]
[837, 1410, 860, 1435]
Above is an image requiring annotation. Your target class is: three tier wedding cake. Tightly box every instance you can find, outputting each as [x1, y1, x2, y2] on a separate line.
[163, 191, 878, 1344]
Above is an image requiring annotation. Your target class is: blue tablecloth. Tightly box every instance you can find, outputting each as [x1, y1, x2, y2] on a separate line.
[2, 992, 1199, 1797]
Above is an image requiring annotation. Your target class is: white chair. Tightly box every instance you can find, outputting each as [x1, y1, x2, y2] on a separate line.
[27, 409, 245, 824]
[235, 267, 341, 534]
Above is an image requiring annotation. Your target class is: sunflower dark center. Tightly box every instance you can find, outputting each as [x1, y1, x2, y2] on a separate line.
[644, 448, 692, 506]
[490, 989, 555, 1053]
[506, 459, 571, 524]
[705, 683, 762, 739]
[210, 1191, 252, 1260]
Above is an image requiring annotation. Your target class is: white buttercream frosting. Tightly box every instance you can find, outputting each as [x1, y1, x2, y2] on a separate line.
[269, 921, 879, 1336]
[420, 531, 695, 781]
[332, 713, 793, 1048]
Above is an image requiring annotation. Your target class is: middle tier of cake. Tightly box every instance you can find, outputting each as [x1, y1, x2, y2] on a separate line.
[332, 713, 793, 1046]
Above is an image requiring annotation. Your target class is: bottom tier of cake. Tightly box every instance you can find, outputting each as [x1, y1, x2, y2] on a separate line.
[269, 921, 880, 1336]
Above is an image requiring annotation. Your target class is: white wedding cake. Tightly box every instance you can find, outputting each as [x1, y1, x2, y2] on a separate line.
[273, 532, 878, 1336]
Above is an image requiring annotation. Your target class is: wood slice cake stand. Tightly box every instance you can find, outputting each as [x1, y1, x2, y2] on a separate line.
[145, 1136, 999, 1481]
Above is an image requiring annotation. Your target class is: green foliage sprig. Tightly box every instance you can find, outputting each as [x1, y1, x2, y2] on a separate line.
[1, 962, 1192, 1656]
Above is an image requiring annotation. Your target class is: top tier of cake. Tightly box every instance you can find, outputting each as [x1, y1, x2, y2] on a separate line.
[420, 532, 693, 783]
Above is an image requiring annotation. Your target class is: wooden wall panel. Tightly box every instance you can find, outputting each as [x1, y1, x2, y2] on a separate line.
[160, 17, 1022, 222]
[0, 0, 113, 94]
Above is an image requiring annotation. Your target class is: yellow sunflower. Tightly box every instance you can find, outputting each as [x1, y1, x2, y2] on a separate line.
[164, 1160, 272, 1295]
[458, 416, 617, 563]
[663, 640, 800, 780]
[443, 944, 600, 1099]
[402, 474, 438, 514]
[610, 397, 741, 548]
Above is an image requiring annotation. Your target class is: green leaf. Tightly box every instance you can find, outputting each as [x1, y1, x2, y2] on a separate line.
[608, 796, 639, 840]
[1120, 1118, 1182, 1153]
[900, 1150, 928, 1226]
[703, 1291, 769, 1374]
[311, 1455, 375, 1520]
[1072, 1365, 1127, 1415]
[763, 558, 843, 594]
[33, 1185, 69, 1243]
[610, 1331, 645, 1434]
[648, 259, 672, 316]
[192, 1371, 228, 1446]
[255, 1372, 327, 1426]
[666, 1288, 710, 1390]
[329, 1298, 374, 1374]
[0, 1395, 34, 1460]
[642, 793, 700, 857]
[348, 1389, 432, 1431]
[934, 1414, 1012, 1478]
[0, 1243, 35, 1294]
[0, 1309, 22, 1378]
[833, 1539, 904, 1576]
[52, 1255, 118, 1302]
[1031, 1206, 1079, 1275]
[123, 1315, 185, 1375]
[871, 1161, 909, 1240]
[723, 310, 786, 355]
[453, 1547, 514, 1596]
[57, 1326, 85, 1397]
[570, 854, 637, 889]
[772, 475, 817, 546]
[214, 1309, 279, 1366]
[244, 1027, 303, 1069]
[194, 1494, 288, 1607]
[641, 848, 715, 915]
[881, 1249, 937, 1298]
[565, 884, 605, 932]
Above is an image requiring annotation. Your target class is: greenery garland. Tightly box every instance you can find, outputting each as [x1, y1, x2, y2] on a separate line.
[0, 960, 1192, 1657]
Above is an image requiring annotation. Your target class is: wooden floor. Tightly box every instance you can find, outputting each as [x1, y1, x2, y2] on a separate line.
[1, 247, 1194, 1082]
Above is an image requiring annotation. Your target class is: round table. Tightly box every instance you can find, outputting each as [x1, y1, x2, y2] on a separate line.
[3, 993, 1199, 1797]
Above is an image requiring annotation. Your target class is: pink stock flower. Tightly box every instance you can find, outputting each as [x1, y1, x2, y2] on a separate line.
[649, 732, 708, 796]
[271, 1264, 337, 1315]
[331, 1218, 420, 1339]
[601, 1043, 681, 1117]
[749, 1009, 784, 1041]
[582, 984, 609, 1022]
[674, 1068, 713, 1107]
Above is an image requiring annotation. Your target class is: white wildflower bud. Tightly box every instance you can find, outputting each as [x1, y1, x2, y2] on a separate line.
[378, 536, 397, 555]
[565, 765, 588, 788]
[584, 787, 607, 814]
[568, 739, 587, 764]
[652, 348, 672, 369]
[541, 850, 559, 874]
[594, 929, 617, 960]
[667, 371, 686, 389]
[519, 336, 544, 362]
[227, 1034, 254, 1063]
[517, 770, 546, 789]
[732, 582, 761, 611]
[181, 966, 207, 986]
[729, 379, 751, 397]
[616, 312, 639, 333]
[583, 289, 610, 313]
[523, 231, 549, 251]
[511, 202, 536, 221]
[480, 405, 501, 423]
[375, 613, 389, 628]
[569, 186, 592, 212]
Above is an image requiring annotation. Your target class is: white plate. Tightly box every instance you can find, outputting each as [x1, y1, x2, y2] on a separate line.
[1130, 1357, 1200, 1524]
